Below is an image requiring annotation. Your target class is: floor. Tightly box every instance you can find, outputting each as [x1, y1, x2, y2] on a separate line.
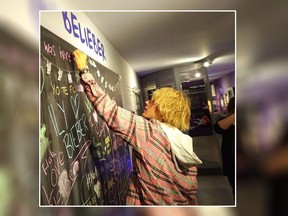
[193, 134, 235, 205]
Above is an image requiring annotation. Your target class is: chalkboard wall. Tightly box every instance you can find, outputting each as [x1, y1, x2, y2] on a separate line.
[40, 26, 132, 205]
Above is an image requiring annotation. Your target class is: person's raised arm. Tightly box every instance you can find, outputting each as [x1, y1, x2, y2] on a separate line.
[72, 49, 154, 152]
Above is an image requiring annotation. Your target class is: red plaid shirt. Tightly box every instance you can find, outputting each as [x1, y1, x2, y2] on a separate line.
[81, 73, 198, 205]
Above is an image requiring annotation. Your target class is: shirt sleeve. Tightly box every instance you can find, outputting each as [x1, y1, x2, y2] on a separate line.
[80, 72, 155, 152]
[214, 118, 227, 134]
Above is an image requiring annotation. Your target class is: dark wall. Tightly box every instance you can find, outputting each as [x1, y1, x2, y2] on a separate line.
[140, 68, 175, 109]
[40, 26, 132, 205]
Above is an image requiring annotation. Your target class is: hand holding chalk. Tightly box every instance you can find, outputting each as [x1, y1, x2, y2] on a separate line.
[72, 49, 87, 71]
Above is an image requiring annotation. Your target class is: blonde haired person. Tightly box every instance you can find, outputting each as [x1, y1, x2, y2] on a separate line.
[73, 49, 202, 205]
[151, 87, 191, 131]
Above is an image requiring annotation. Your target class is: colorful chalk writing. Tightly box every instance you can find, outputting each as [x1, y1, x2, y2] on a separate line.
[41, 149, 65, 176]
[41, 149, 78, 205]
[62, 113, 88, 159]
[50, 83, 76, 96]
[58, 44, 72, 62]
[41, 26, 131, 206]
[43, 41, 56, 56]
[47, 93, 89, 159]
[43, 40, 75, 63]
[80, 166, 103, 205]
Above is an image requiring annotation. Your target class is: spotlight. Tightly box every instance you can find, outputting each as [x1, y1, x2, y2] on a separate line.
[195, 72, 201, 78]
[203, 61, 210, 67]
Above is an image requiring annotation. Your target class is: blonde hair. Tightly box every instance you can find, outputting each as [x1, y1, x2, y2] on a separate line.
[152, 87, 191, 131]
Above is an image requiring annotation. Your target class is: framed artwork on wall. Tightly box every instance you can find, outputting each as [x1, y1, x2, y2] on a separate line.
[226, 87, 234, 100]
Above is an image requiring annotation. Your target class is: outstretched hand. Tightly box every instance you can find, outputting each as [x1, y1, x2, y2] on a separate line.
[72, 49, 87, 71]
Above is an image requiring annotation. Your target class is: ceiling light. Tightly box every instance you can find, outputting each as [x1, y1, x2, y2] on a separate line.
[203, 61, 210, 67]
[195, 72, 201, 78]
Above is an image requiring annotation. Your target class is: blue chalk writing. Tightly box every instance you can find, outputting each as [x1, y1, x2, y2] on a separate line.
[48, 104, 65, 136]
[63, 114, 88, 159]
[57, 101, 68, 129]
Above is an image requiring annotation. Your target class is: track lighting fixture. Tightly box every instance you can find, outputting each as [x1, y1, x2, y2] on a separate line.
[203, 59, 212, 67]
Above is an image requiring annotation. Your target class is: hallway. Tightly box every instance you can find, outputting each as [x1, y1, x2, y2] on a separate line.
[193, 134, 235, 205]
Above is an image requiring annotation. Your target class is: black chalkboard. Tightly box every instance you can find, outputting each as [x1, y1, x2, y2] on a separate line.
[40, 26, 132, 205]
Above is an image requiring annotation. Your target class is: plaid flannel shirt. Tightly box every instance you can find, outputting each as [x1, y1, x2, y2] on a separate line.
[81, 73, 198, 205]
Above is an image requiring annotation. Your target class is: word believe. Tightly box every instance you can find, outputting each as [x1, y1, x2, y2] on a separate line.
[62, 11, 106, 61]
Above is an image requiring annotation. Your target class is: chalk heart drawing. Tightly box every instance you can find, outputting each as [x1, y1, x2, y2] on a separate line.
[94, 181, 101, 198]
[70, 94, 80, 119]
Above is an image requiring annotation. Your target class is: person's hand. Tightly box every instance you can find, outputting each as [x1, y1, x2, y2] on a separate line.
[72, 49, 87, 71]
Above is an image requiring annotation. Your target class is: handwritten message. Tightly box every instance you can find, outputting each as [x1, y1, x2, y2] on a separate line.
[41, 26, 131, 205]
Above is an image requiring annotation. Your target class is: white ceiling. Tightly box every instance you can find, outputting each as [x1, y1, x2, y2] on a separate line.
[85, 11, 235, 81]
